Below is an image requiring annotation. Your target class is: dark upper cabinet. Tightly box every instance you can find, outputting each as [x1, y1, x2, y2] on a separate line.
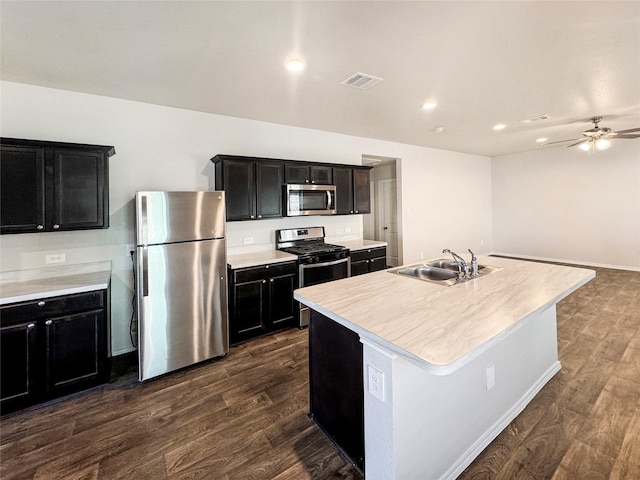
[213, 155, 283, 221]
[333, 166, 371, 215]
[0, 138, 113, 234]
[353, 168, 371, 214]
[285, 163, 332, 185]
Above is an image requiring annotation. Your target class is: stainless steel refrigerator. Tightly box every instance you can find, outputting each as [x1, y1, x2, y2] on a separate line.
[135, 191, 228, 381]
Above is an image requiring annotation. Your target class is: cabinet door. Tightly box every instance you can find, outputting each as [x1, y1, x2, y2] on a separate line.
[222, 159, 256, 220]
[0, 322, 38, 410]
[256, 162, 283, 219]
[230, 279, 268, 343]
[0, 146, 46, 233]
[53, 150, 107, 230]
[333, 167, 354, 215]
[268, 272, 296, 328]
[45, 309, 105, 395]
[369, 256, 387, 272]
[284, 163, 309, 184]
[309, 310, 364, 471]
[350, 260, 370, 277]
[353, 168, 371, 214]
[310, 165, 332, 185]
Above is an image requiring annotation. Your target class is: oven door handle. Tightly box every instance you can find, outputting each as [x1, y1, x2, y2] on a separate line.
[303, 257, 349, 269]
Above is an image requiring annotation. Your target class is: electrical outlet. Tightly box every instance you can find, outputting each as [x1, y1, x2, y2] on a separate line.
[486, 364, 496, 390]
[368, 365, 385, 401]
[46, 253, 66, 264]
[243, 237, 254, 245]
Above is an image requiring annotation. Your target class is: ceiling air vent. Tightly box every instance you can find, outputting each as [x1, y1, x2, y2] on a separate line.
[341, 72, 383, 90]
[520, 114, 551, 124]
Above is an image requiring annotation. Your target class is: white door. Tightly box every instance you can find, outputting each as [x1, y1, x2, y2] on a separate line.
[378, 179, 399, 267]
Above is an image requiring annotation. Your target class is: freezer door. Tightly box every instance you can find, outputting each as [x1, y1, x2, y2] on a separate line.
[136, 191, 225, 246]
[137, 238, 228, 381]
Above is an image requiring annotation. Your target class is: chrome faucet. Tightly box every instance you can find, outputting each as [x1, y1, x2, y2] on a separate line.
[468, 249, 479, 277]
[442, 249, 469, 278]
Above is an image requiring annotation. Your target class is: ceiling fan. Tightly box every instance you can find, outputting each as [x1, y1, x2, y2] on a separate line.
[544, 116, 640, 151]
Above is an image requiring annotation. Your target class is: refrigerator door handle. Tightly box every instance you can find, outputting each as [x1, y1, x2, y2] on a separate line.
[142, 246, 149, 297]
[140, 193, 148, 245]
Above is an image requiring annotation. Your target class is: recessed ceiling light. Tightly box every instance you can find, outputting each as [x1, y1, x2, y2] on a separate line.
[536, 137, 547, 144]
[286, 59, 305, 71]
[421, 102, 437, 110]
[493, 124, 506, 131]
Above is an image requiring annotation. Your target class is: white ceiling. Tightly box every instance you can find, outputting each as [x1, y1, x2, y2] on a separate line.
[1, 1, 639, 157]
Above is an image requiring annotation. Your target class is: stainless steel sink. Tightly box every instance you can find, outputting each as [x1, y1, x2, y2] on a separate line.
[388, 259, 501, 286]
[427, 260, 487, 272]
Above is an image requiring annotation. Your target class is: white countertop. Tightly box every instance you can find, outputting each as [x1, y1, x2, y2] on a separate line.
[227, 250, 298, 269]
[294, 256, 594, 374]
[338, 239, 387, 251]
[0, 261, 112, 305]
[227, 239, 386, 269]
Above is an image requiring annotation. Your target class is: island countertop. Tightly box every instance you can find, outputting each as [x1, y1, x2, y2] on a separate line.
[294, 255, 594, 374]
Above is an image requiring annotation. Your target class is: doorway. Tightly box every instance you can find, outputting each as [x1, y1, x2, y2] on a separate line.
[362, 155, 401, 267]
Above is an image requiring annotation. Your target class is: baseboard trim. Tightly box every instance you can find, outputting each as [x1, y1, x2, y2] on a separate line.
[489, 252, 639, 272]
[442, 360, 562, 480]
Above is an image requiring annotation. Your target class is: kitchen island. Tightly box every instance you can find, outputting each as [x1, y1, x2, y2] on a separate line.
[294, 255, 594, 479]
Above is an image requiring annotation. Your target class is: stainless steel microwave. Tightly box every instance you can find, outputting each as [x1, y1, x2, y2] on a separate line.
[285, 184, 337, 216]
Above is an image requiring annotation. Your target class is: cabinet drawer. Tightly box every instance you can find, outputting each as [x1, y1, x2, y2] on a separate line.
[0, 291, 105, 326]
[233, 261, 297, 284]
[350, 247, 386, 263]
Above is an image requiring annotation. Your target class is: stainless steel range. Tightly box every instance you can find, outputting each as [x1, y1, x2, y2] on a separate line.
[276, 226, 350, 327]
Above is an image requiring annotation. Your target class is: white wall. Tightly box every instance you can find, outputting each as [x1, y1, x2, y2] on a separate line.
[492, 141, 640, 269]
[0, 81, 493, 355]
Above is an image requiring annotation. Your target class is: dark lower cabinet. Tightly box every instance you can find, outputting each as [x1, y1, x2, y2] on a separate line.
[228, 261, 297, 344]
[351, 247, 387, 276]
[0, 138, 113, 234]
[0, 289, 110, 415]
[309, 310, 364, 472]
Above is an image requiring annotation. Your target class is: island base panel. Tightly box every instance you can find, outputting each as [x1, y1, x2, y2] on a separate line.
[308, 310, 364, 472]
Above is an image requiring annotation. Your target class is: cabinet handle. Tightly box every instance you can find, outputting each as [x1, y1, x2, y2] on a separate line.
[37, 225, 44, 230]
[258, 215, 262, 219]
[45, 320, 52, 326]
[355, 210, 359, 213]
[37, 301, 45, 306]
[262, 280, 267, 284]
[350, 210, 354, 214]
[311, 180, 315, 184]
[250, 215, 255, 219]
[53, 224, 60, 230]
[27, 323, 36, 329]
[305, 179, 309, 183]
[265, 265, 270, 269]
[270, 279, 274, 282]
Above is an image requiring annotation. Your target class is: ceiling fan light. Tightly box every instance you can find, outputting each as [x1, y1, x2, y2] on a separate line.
[595, 138, 611, 150]
[578, 141, 592, 152]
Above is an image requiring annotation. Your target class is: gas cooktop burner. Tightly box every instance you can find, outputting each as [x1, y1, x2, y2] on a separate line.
[282, 243, 346, 255]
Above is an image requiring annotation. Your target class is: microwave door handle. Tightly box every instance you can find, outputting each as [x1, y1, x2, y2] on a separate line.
[326, 190, 332, 209]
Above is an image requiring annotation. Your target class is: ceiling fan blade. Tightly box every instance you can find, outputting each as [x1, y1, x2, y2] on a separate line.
[567, 139, 589, 148]
[543, 138, 581, 146]
[613, 134, 640, 139]
[614, 127, 640, 134]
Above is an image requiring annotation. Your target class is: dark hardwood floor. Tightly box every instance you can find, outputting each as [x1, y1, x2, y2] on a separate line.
[1, 265, 638, 479]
